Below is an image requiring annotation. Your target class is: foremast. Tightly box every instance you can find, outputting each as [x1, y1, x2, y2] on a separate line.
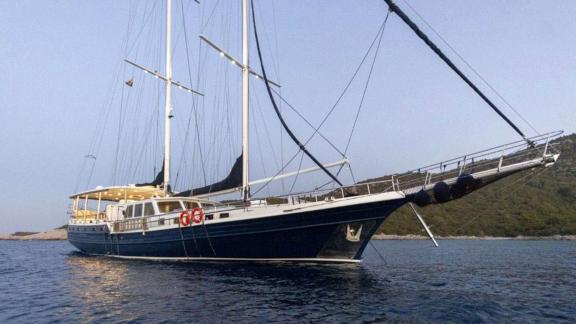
[163, 0, 173, 195]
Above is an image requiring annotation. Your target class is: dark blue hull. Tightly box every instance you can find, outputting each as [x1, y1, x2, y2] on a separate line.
[68, 198, 406, 261]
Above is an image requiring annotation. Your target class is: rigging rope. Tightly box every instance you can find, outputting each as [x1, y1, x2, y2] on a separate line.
[175, 0, 207, 188]
[188, 223, 202, 257]
[369, 241, 388, 265]
[300, 15, 396, 152]
[251, 144, 303, 197]
[288, 151, 305, 195]
[317, 10, 392, 189]
[114, 1, 165, 185]
[111, 63, 128, 185]
[126, 1, 159, 57]
[177, 216, 190, 257]
[250, 0, 343, 187]
[397, 0, 540, 136]
[200, 0, 222, 34]
[344, 10, 390, 156]
[384, 0, 531, 145]
[253, 85, 283, 171]
[270, 88, 346, 158]
[323, 10, 394, 191]
[201, 220, 217, 257]
[250, 7, 392, 195]
[251, 104, 272, 197]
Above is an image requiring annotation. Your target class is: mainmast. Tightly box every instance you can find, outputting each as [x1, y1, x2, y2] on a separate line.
[163, 0, 173, 194]
[241, 0, 250, 201]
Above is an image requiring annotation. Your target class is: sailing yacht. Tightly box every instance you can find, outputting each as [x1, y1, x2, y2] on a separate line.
[68, 0, 561, 262]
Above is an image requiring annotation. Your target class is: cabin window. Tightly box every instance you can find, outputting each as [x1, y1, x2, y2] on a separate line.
[143, 203, 155, 216]
[202, 202, 217, 209]
[158, 201, 183, 213]
[183, 201, 199, 209]
[158, 218, 165, 225]
[134, 204, 143, 217]
[220, 213, 229, 219]
[125, 205, 134, 218]
[205, 214, 213, 220]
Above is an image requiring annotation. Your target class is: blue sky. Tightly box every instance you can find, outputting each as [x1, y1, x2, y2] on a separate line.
[0, 0, 574, 233]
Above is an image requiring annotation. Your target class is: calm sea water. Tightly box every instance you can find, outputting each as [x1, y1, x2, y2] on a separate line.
[1, 240, 574, 323]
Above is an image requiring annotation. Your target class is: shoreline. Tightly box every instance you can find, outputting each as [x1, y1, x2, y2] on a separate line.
[372, 234, 576, 241]
[0, 229, 67, 241]
[1, 230, 575, 241]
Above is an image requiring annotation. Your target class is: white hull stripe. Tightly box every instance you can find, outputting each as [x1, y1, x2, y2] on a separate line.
[93, 253, 362, 263]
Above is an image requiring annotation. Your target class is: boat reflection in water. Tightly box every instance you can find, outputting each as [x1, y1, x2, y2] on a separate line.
[65, 252, 389, 321]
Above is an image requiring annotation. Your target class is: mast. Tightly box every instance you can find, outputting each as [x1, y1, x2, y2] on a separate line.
[241, 0, 250, 201]
[163, 0, 173, 194]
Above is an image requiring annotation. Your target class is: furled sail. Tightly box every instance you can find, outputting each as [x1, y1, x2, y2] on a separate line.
[176, 155, 243, 197]
[384, 0, 531, 145]
[136, 162, 164, 187]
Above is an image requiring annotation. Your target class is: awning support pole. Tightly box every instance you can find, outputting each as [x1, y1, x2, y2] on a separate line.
[97, 193, 102, 218]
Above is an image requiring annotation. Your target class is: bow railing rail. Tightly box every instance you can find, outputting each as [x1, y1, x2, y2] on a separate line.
[393, 130, 562, 193]
[259, 130, 562, 205]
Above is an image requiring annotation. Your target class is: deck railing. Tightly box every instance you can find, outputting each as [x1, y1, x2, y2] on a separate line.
[257, 130, 562, 205]
[109, 206, 235, 233]
[392, 130, 561, 193]
[70, 210, 107, 223]
[70, 131, 562, 230]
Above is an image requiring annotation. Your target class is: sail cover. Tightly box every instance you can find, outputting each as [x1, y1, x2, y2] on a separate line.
[176, 155, 243, 197]
[136, 162, 164, 187]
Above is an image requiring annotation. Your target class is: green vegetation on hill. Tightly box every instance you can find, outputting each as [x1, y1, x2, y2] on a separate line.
[377, 134, 576, 237]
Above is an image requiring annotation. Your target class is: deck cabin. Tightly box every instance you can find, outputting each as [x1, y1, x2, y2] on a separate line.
[69, 185, 227, 228]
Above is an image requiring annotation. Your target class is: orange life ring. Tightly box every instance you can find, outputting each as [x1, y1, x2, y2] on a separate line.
[179, 211, 191, 226]
[191, 207, 204, 224]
